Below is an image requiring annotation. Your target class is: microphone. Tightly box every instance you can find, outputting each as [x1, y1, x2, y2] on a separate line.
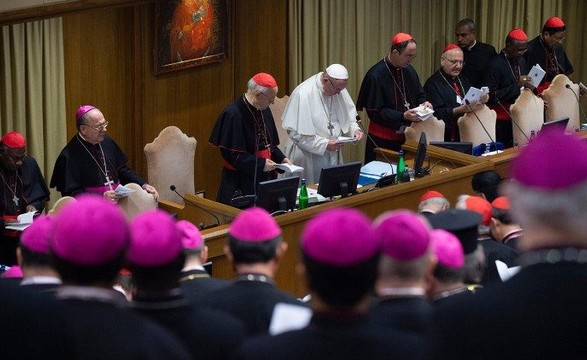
[170, 185, 221, 230]
[465, 100, 498, 154]
[356, 114, 396, 188]
[565, 83, 587, 125]
[495, 97, 530, 143]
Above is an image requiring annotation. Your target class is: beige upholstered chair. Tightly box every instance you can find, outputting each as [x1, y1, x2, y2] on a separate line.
[510, 88, 545, 146]
[117, 183, 158, 220]
[48, 196, 76, 215]
[144, 126, 197, 204]
[269, 95, 290, 152]
[404, 115, 445, 143]
[457, 104, 497, 146]
[541, 74, 580, 132]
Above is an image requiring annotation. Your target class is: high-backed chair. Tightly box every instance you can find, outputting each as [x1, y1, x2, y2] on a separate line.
[541, 74, 580, 132]
[48, 196, 76, 215]
[144, 126, 197, 204]
[457, 104, 497, 146]
[404, 115, 445, 143]
[117, 183, 158, 220]
[510, 88, 545, 146]
[269, 95, 290, 152]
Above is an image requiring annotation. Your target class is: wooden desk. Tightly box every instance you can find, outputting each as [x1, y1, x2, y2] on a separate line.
[161, 154, 493, 297]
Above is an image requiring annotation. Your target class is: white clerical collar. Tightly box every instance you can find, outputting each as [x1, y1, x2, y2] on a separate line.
[181, 265, 206, 272]
[468, 40, 477, 51]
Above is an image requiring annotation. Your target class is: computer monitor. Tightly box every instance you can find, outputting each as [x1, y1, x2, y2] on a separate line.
[317, 161, 362, 198]
[255, 176, 300, 214]
[429, 141, 473, 155]
[542, 117, 569, 131]
[413, 132, 429, 178]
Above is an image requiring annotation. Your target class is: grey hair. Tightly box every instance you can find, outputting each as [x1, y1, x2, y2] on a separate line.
[456, 18, 476, 33]
[247, 77, 270, 93]
[418, 197, 450, 212]
[378, 251, 431, 281]
[463, 245, 485, 284]
[503, 180, 587, 241]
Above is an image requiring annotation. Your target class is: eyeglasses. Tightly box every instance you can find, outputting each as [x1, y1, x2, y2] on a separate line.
[84, 121, 109, 131]
[327, 76, 346, 92]
[258, 92, 275, 104]
[443, 56, 465, 66]
[403, 52, 417, 60]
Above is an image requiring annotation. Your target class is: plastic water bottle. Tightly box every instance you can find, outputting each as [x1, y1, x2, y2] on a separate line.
[396, 150, 406, 183]
[298, 178, 309, 209]
[484, 143, 491, 154]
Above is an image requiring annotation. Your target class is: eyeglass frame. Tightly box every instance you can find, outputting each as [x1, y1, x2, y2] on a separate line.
[442, 56, 465, 66]
[83, 120, 109, 131]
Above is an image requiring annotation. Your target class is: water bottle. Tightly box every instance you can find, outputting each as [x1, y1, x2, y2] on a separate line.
[298, 178, 309, 209]
[484, 143, 491, 154]
[396, 150, 406, 183]
[530, 130, 536, 140]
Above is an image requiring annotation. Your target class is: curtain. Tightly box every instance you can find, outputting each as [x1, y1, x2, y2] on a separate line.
[0, 18, 66, 208]
[288, 0, 585, 162]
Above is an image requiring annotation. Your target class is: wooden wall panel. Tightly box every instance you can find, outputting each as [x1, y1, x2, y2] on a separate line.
[62, 0, 288, 200]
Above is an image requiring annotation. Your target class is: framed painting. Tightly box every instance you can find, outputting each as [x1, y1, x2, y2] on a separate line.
[154, 0, 228, 75]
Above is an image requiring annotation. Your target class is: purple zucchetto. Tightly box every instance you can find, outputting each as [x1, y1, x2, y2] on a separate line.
[75, 105, 96, 122]
[301, 208, 379, 266]
[51, 195, 129, 266]
[128, 210, 182, 267]
[229, 207, 281, 243]
[2, 265, 23, 278]
[431, 229, 464, 268]
[177, 220, 203, 250]
[374, 210, 432, 261]
[511, 128, 587, 190]
[20, 215, 53, 254]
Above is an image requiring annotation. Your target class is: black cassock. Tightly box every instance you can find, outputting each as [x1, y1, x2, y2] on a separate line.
[209, 96, 285, 205]
[525, 35, 573, 86]
[50, 135, 145, 197]
[0, 157, 49, 265]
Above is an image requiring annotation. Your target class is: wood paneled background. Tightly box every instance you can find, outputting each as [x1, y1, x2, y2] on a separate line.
[63, 0, 288, 200]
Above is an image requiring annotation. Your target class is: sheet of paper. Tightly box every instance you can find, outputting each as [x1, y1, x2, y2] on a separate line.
[411, 105, 434, 121]
[360, 161, 396, 177]
[335, 136, 359, 144]
[269, 302, 313, 335]
[5, 211, 37, 231]
[114, 184, 135, 197]
[528, 64, 546, 88]
[462, 86, 489, 105]
[275, 163, 304, 174]
[495, 260, 521, 282]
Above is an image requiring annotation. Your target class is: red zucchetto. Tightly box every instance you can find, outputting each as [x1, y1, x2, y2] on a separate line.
[392, 32, 413, 45]
[252, 73, 277, 88]
[544, 16, 565, 28]
[508, 28, 528, 41]
[1, 131, 26, 149]
[443, 43, 460, 53]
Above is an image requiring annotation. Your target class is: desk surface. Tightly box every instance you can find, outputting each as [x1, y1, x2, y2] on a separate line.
[161, 146, 493, 297]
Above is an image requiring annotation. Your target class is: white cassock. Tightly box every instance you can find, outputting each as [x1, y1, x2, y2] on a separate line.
[282, 72, 360, 184]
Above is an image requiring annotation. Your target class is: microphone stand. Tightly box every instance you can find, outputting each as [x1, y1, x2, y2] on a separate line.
[465, 100, 498, 154]
[565, 84, 587, 125]
[495, 97, 530, 143]
[230, 132, 260, 208]
[356, 114, 397, 188]
[170, 185, 221, 230]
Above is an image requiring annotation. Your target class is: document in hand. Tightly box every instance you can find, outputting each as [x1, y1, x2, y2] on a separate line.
[462, 86, 489, 105]
[528, 64, 546, 88]
[411, 105, 435, 121]
[275, 163, 304, 174]
[335, 136, 359, 144]
[5, 211, 37, 231]
[114, 184, 135, 197]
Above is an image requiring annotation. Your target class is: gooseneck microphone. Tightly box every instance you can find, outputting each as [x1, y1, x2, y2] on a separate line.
[465, 100, 498, 153]
[495, 97, 530, 142]
[356, 114, 397, 188]
[170, 185, 221, 230]
[565, 83, 587, 124]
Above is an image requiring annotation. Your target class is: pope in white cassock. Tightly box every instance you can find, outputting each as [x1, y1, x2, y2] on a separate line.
[282, 64, 363, 184]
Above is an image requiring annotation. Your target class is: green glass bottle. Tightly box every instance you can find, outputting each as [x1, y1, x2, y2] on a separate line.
[299, 178, 309, 209]
[396, 150, 406, 183]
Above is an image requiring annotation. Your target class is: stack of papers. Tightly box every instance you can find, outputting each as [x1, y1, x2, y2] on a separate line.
[5, 211, 37, 231]
[359, 161, 396, 185]
[335, 136, 359, 144]
[412, 105, 435, 121]
[276, 163, 303, 174]
[528, 64, 546, 88]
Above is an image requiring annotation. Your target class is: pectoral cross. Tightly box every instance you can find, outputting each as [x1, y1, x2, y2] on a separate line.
[104, 176, 114, 187]
[327, 122, 335, 136]
[12, 195, 19, 207]
[404, 101, 411, 110]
